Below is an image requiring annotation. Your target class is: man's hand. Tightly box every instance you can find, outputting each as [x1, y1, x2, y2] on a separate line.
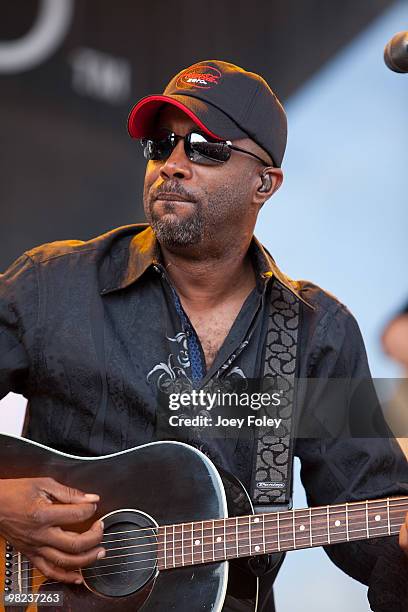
[0, 477, 105, 584]
[399, 512, 408, 557]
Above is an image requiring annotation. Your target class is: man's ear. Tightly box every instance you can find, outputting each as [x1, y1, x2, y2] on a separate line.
[254, 168, 283, 206]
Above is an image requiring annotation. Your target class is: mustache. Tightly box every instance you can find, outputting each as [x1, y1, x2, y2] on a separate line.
[151, 181, 197, 203]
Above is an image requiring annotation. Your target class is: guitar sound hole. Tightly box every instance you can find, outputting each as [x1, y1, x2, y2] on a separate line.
[82, 509, 158, 598]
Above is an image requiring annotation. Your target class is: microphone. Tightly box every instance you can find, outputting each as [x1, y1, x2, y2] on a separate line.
[384, 31, 408, 73]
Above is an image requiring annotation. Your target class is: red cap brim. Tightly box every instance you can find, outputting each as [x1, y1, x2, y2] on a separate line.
[127, 95, 223, 141]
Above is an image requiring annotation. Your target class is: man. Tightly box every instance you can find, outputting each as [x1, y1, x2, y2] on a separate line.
[382, 302, 408, 457]
[383, 303, 408, 376]
[0, 60, 407, 611]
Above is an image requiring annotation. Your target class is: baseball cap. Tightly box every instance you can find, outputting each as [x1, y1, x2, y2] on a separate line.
[127, 60, 287, 167]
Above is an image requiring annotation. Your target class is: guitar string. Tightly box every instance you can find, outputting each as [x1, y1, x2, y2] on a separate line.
[25, 520, 404, 586]
[11, 497, 407, 556]
[97, 498, 408, 542]
[101, 501, 408, 545]
[78, 508, 408, 558]
[27, 523, 405, 590]
[96, 496, 408, 540]
[25, 519, 407, 575]
[13, 498, 408, 556]
[29, 517, 408, 569]
[13, 502, 408, 558]
[15, 520, 404, 586]
[25, 524, 404, 589]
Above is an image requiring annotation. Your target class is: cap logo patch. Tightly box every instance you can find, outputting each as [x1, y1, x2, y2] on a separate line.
[176, 65, 221, 89]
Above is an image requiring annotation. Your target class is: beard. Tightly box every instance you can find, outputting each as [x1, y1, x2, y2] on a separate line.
[149, 199, 204, 247]
[144, 179, 204, 247]
[144, 177, 250, 249]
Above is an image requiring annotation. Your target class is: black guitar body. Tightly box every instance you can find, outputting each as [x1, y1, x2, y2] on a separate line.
[0, 435, 258, 611]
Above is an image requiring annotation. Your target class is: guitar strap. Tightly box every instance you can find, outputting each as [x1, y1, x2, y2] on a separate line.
[250, 279, 300, 514]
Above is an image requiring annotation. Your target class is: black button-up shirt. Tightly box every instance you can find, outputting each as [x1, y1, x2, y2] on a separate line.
[0, 224, 407, 611]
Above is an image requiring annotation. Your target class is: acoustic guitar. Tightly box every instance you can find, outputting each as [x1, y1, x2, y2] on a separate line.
[0, 433, 407, 611]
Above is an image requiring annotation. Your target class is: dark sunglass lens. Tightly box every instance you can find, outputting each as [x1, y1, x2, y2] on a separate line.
[141, 136, 173, 161]
[187, 133, 231, 164]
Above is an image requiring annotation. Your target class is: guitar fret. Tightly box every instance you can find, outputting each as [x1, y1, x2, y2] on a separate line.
[213, 519, 224, 561]
[173, 524, 176, 568]
[347, 501, 392, 542]
[257, 514, 274, 554]
[191, 522, 194, 565]
[369, 500, 395, 539]
[292, 509, 311, 550]
[181, 522, 192, 566]
[224, 518, 235, 559]
[310, 506, 326, 545]
[224, 518, 227, 559]
[309, 507, 313, 546]
[329, 506, 346, 544]
[387, 498, 391, 535]
[271, 511, 297, 552]
[249, 515, 252, 555]
[250, 515, 263, 554]
[388, 499, 408, 535]
[173, 525, 177, 567]
[212, 521, 215, 562]
[165, 524, 173, 569]
[365, 501, 369, 539]
[347, 502, 367, 542]
[181, 523, 184, 566]
[191, 523, 201, 564]
[201, 521, 204, 563]
[164, 525, 167, 569]
[346, 503, 349, 541]
[327, 506, 331, 545]
[174, 524, 184, 567]
[203, 520, 214, 563]
[238, 516, 250, 556]
[193, 520, 205, 563]
[236, 517, 239, 557]
[262, 514, 266, 553]
[174, 524, 183, 567]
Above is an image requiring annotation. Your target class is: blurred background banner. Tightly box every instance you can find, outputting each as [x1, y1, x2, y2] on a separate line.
[0, 0, 391, 269]
[1, 2, 407, 611]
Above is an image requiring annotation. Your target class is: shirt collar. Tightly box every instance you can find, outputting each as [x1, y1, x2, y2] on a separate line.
[100, 224, 313, 309]
[249, 236, 313, 309]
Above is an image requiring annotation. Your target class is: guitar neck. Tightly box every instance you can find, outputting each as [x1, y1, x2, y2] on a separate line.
[157, 496, 408, 570]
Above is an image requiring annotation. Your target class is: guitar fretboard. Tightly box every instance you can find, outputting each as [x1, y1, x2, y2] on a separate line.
[156, 496, 408, 570]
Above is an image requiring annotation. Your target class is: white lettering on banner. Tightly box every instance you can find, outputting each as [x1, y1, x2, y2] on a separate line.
[0, 0, 74, 74]
[167, 390, 283, 411]
[167, 415, 283, 429]
[69, 47, 131, 104]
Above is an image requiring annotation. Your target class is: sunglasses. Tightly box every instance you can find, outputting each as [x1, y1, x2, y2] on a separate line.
[140, 130, 272, 167]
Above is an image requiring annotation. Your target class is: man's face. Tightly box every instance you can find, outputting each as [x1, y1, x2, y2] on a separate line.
[143, 105, 265, 251]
